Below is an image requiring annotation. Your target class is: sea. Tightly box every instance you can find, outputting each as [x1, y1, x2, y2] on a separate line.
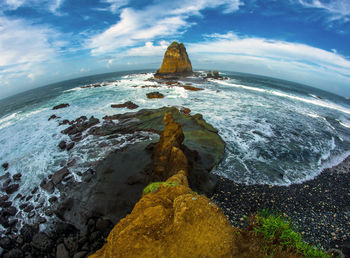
[1, 69, 350, 217]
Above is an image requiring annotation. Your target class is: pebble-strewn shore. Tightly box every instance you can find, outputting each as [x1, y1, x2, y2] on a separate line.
[211, 156, 350, 253]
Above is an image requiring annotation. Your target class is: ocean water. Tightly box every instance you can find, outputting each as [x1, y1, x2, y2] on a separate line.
[1, 70, 350, 214]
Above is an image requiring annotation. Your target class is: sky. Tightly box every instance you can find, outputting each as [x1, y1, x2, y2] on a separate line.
[0, 0, 350, 99]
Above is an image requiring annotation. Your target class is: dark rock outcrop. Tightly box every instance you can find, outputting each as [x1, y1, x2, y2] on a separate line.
[56, 107, 224, 232]
[2, 162, 9, 170]
[146, 92, 164, 99]
[53, 103, 69, 110]
[111, 101, 139, 109]
[155, 42, 192, 76]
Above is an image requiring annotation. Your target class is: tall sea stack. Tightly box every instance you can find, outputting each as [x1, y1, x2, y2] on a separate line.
[155, 42, 192, 76]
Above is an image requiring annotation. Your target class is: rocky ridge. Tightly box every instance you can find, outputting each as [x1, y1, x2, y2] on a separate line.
[90, 112, 235, 257]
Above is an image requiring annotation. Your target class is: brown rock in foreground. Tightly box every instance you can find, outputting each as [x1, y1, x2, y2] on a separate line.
[155, 42, 192, 76]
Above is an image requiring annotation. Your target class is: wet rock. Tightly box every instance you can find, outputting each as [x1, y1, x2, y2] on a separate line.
[40, 180, 54, 194]
[3, 206, 17, 216]
[5, 184, 19, 194]
[66, 142, 75, 151]
[52, 167, 70, 185]
[31, 187, 38, 195]
[49, 196, 58, 203]
[0, 172, 10, 180]
[8, 218, 18, 227]
[12, 173, 22, 181]
[61, 116, 99, 136]
[53, 103, 69, 110]
[59, 119, 70, 126]
[31, 232, 53, 252]
[183, 85, 203, 91]
[21, 224, 38, 243]
[67, 159, 76, 167]
[56, 243, 69, 258]
[2, 162, 9, 170]
[3, 248, 23, 258]
[2, 178, 11, 189]
[0, 194, 9, 202]
[0, 200, 12, 208]
[111, 101, 139, 109]
[38, 216, 47, 224]
[0, 236, 14, 250]
[48, 114, 58, 121]
[23, 204, 34, 213]
[146, 92, 164, 99]
[59, 141, 67, 150]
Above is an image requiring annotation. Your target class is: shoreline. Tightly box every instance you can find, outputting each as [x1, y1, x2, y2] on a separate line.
[211, 155, 350, 251]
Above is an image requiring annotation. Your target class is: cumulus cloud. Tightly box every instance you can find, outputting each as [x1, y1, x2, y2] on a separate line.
[86, 0, 243, 55]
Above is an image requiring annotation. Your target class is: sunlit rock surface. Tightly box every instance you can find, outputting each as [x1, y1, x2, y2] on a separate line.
[155, 42, 192, 76]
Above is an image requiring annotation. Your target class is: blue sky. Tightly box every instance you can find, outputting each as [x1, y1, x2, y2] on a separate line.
[0, 0, 350, 99]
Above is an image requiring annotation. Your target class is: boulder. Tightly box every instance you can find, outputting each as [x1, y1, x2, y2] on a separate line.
[53, 103, 69, 110]
[146, 92, 164, 99]
[40, 180, 55, 194]
[111, 101, 139, 109]
[12, 173, 21, 181]
[48, 114, 58, 121]
[56, 243, 69, 258]
[31, 233, 53, 252]
[58, 140, 67, 150]
[66, 142, 75, 151]
[2, 162, 9, 170]
[155, 42, 192, 76]
[5, 184, 19, 194]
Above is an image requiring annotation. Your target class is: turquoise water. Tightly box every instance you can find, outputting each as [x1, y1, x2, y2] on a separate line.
[1, 69, 350, 202]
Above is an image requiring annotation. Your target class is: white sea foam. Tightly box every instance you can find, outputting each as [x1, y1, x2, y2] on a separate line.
[216, 80, 350, 115]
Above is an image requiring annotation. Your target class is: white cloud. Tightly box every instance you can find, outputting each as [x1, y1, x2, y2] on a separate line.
[125, 41, 170, 56]
[1, 0, 65, 15]
[102, 0, 129, 13]
[296, 0, 350, 21]
[86, 0, 243, 55]
[0, 16, 63, 67]
[0, 15, 67, 96]
[186, 32, 350, 95]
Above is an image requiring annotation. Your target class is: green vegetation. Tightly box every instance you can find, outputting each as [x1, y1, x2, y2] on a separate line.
[143, 182, 179, 195]
[253, 209, 330, 257]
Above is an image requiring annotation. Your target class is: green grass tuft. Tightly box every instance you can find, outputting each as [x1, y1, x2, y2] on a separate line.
[142, 182, 179, 195]
[253, 208, 330, 257]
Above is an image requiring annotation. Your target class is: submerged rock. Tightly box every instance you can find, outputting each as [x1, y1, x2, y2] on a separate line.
[155, 42, 192, 76]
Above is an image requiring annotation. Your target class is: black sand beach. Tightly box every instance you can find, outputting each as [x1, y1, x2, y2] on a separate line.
[212, 156, 350, 252]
